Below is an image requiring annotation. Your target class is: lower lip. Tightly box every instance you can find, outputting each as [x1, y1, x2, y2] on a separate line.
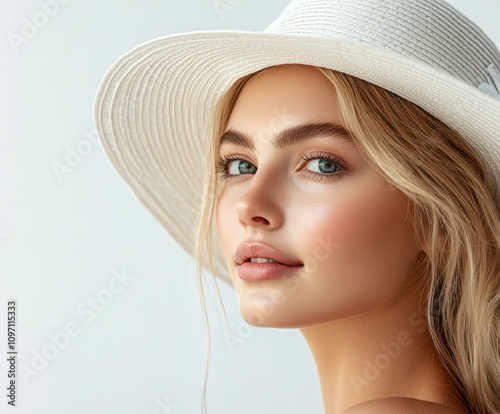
[237, 262, 303, 281]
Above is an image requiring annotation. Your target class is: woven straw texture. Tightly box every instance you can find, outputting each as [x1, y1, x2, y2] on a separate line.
[94, 0, 500, 286]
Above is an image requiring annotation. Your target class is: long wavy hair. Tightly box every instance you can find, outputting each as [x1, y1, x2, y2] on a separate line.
[193, 65, 500, 414]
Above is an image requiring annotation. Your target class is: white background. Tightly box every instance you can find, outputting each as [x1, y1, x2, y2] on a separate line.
[1, 1, 499, 413]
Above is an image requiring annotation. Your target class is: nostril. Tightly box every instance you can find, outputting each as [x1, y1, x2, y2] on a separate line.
[251, 216, 270, 225]
[234, 193, 282, 230]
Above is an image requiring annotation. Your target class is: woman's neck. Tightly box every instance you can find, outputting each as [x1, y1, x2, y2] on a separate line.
[299, 280, 463, 414]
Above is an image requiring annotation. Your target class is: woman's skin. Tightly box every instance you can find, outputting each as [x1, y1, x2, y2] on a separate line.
[215, 64, 469, 414]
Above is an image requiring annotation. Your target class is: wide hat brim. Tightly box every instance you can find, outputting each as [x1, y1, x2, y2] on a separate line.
[94, 2, 500, 287]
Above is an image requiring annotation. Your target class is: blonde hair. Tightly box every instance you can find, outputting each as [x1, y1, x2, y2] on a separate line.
[193, 65, 500, 414]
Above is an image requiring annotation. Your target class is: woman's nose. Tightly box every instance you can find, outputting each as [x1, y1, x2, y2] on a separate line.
[234, 171, 284, 231]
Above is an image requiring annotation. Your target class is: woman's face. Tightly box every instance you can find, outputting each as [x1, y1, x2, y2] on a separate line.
[216, 65, 423, 328]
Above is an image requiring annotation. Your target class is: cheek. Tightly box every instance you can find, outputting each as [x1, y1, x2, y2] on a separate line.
[298, 187, 420, 303]
[216, 189, 239, 263]
[328, 189, 412, 250]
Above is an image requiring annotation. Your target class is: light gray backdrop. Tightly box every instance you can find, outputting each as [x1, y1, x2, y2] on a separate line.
[2, 1, 499, 413]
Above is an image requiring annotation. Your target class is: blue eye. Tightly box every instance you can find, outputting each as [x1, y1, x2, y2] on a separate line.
[228, 159, 257, 175]
[216, 152, 347, 181]
[301, 152, 347, 180]
[305, 158, 341, 174]
[216, 154, 256, 179]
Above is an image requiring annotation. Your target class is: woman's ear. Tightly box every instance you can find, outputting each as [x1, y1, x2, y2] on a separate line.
[420, 240, 430, 256]
[408, 201, 430, 257]
[414, 221, 431, 257]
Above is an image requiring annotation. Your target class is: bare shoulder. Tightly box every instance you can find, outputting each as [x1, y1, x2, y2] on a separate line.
[341, 397, 471, 414]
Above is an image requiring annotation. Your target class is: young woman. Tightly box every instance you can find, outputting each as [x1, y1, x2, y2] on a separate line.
[94, 0, 500, 413]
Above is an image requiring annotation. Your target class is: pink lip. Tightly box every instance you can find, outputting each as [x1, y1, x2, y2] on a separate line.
[234, 242, 303, 281]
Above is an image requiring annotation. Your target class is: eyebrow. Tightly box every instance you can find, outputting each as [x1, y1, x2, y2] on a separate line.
[219, 122, 355, 151]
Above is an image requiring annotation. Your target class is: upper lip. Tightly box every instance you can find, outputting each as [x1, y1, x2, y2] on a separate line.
[235, 242, 303, 266]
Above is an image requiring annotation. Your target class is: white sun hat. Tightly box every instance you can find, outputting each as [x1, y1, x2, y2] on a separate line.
[93, 0, 500, 286]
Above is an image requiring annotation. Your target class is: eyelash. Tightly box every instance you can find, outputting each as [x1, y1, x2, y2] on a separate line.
[216, 152, 348, 181]
[216, 154, 248, 179]
[301, 152, 348, 180]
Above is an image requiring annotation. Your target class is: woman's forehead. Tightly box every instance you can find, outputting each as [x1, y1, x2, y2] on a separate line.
[225, 65, 343, 136]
